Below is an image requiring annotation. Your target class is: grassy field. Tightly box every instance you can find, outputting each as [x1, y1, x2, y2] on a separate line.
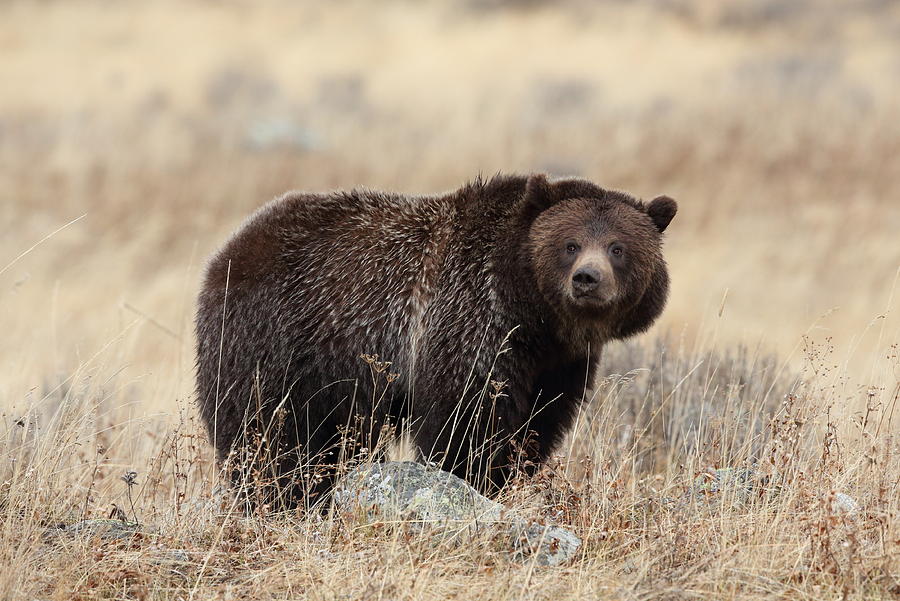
[1, 1, 898, 599]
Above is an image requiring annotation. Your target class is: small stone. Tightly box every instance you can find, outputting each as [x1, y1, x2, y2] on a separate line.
[50, 519, 143, 541]
[507, 521, 583, 567]
[831, 492, 860, 515]
[150, 548, 191, 564]
[243, 118, 320, 152]
[687, 467, 773, 508]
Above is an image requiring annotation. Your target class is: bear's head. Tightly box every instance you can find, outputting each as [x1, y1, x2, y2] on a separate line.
[523, 174, 677, 342]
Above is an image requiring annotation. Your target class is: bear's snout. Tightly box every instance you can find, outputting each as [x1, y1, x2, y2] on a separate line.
[572, 266, 603, 293]
[569, 253, 617, 306]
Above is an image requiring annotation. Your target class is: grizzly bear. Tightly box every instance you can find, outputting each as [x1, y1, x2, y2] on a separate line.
[195, 173, 676, 509]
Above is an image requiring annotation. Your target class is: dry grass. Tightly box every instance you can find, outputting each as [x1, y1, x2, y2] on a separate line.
[0, 1, 898, 599]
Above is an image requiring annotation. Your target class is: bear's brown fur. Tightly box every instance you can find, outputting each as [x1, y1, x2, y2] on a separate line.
[195, 173, 676, 509]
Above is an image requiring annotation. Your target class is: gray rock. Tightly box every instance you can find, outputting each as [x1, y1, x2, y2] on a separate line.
[334, 461, 504, 525]
[685, 469, 860, 518]
[687, 467, 773, 507]
[150, 548, 191, 564]
[243, 117, 321, 152]
[145, 547, 193, 580]
[831, 492, 860, 515]
[693, 467, 756, 494]
[506, 520, 583, 567]
[50, 518, 143, 541]
[334, 461, 580, 566]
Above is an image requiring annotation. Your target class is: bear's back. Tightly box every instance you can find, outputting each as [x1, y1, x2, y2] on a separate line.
[198, 189, 462, 376]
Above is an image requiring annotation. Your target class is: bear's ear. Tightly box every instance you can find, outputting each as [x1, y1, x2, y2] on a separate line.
[646, 196, 677, 233]
[523, 173, 555, 212]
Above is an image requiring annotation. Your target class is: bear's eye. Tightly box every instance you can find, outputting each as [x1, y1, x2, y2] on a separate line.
[609, 244, 624, 258]
[565, 243, 579, 255]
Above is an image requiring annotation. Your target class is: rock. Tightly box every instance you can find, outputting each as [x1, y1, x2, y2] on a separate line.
[831, 492, 860, 515]
[687, 467, 773, 507]
[147, 548, 193, 580]
[243, 117, 320, 152]
[506, 520, 583, 567]
[692, 468, 756, 496]
[334, 461, 580, 566]
[685, 469, 860, 518]
[334, 461, 505, 525]
[150, 548, 191, 564]
[49, 518, 143, 541]
[172, 484, 237, 521]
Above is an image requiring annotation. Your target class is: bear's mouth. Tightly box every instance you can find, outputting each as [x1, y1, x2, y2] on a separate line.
[569, 290, 615, 310]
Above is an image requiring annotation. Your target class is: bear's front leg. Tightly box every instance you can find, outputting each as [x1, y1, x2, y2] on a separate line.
[410, 385, 534, 495]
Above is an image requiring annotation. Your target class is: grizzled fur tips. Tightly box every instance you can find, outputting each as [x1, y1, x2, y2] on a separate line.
[195, 173, 676, 509]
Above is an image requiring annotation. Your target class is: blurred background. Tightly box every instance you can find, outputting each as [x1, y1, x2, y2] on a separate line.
[1, 0, 898, 417]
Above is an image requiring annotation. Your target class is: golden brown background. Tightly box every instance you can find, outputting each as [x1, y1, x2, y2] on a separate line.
[3, 3, 898, 404]
[1, 3, 898, 599]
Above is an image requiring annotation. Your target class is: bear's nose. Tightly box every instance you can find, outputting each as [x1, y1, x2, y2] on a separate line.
[572, 267, 603, 293]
